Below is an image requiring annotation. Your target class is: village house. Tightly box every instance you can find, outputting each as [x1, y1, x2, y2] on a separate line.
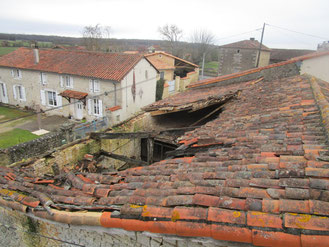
[217, 38, 271, 76]
[1, 51, 329, 247]
[0, 47, 158, 125]
[144, 51, 199, 98]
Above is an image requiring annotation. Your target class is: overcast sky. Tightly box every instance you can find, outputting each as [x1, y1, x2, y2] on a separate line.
[0, 0, 328, 50]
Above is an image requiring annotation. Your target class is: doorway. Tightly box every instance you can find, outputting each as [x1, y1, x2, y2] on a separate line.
[74, 100, 83, 120]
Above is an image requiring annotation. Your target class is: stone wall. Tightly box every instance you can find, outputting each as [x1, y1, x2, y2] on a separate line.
[0, 206, 252, 247]
[0, 131, 65, 166]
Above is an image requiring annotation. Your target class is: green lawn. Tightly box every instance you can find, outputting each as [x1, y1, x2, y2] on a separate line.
[204, 61, 219, 69]
[0, 47, 18, 56]
[0, 106, 31, 121]
[0, 128, 39, 148]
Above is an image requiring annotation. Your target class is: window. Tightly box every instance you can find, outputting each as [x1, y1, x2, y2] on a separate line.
[89, 79, 100, 93]
[145, 70, 148, 80]
[40, 90, 62, 108]
[40, 72, 47, 85]
[93, 99, 100, 115]
[11, 69, 22, 79]
[160, 71, 165, 80]
[60, 75, 73, 88]
[88, 98, 102, 117]
[13, 85, 26, 101]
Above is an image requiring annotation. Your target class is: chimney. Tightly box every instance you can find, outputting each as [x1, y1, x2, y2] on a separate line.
[250, 37, 255, 41]
[33, 45, 39, 64]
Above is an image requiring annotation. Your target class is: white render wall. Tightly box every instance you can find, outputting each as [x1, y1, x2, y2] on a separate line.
[0, 57, 157, 125]
[300, 54, 329, 82]
[119, 58, 157, 122]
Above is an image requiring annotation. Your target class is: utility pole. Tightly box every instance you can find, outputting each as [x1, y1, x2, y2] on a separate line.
[256, 23, 266, 68]
[201, 52, 205, 79]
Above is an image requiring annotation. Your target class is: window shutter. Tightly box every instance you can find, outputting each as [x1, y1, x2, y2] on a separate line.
[88, 99, 92, 115]
[2, 84, 8, 103]
[40, 90, 46, 106]
[11, 70, 14, 77]
[95, 80, 100, 92]
[44, 73, 47, 85]
[13, 85, 17, 100]
[98, 99, 103, 117]
[70, 77, 74, 88]
[57, 94, 62, 108]
[18, 70, 22, 79]
[89, 80, 93, 92]
[60, 76, 64, 88]
[21, 86, 26, 101]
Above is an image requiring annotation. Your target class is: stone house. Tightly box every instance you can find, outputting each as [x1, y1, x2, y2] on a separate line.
[218, 38, 271, 75]
[145, 52, 199, 97]
[0, 47, 158, 125]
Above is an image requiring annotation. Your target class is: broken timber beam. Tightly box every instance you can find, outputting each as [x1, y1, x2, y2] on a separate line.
[147, 138, 154, 165]
[100, 150, 148, 166]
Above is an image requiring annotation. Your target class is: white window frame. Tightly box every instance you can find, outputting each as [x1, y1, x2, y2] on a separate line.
[40, 72, 47, 85]
[11, 69, 22, 79]
[93, 99, 100, 115]
[13, 84, 26, 101]
[47, 90, 57, 107]
[89, 79, 100, 93]
[88, 98, 102, 117]
[60, 75, 73, 88]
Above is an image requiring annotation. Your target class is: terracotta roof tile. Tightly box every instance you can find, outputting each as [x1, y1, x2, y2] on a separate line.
[59, 90, 88, 100]
[0, 47, 143, 81]
[220, 39, 271, 51]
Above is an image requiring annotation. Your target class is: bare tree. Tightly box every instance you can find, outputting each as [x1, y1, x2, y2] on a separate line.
[82, 24, 111, 51]
[190, 29, 215, 64]
[158, 24, 183, 55]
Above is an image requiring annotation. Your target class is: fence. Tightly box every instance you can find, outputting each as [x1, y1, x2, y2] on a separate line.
[72, 117, 109, 140]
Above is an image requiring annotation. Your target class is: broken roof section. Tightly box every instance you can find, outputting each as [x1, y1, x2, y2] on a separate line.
[2, 74, 329, 246]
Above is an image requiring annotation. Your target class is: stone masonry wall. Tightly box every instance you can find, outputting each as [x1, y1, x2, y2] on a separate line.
[0, 206, 253, 247]
[0, 131, 65, 166]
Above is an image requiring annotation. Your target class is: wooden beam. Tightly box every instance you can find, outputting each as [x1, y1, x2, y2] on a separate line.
[100, 150, 148, 166]
[90, 132, 151, 139]
[190, 104, 225, 127]
[147, 138, 154, 165]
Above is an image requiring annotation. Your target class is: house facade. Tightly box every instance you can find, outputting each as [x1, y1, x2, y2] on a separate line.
[218, 38, 271, 75]
[0, 48, 158, 125]
[145, 51, 199, 97]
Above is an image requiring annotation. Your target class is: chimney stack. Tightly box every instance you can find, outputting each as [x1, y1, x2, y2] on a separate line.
[33, 45, 39, 64]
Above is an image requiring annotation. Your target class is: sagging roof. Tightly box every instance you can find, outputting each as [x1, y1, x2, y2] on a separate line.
[220, 39, 271, 51]
[189, 50, 329, 89]
[1, 74, 329, 246]
[0, 47, 144, 81]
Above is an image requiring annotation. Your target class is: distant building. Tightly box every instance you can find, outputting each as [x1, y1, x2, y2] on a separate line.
[145, 52, 199, 98]
[318, 41, 329, 51]
[0, 48, 158, 125]
[270, 48, 315, 64]
[217, 38, 271, 75]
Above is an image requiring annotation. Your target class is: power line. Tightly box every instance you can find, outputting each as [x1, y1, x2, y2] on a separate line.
[217, 28, 262, 42]
[0, 75, 157, 125]
[267, 24, 329, 40]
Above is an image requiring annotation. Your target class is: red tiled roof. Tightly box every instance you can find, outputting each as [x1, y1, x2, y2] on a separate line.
[220, 39, 271, 51]
[145, 57, 175, 70]
[59, 90, 88, 100]
[0, 47, 144, 81]
[1, 75, 329, 246]
[189, 50, 329, 88]
[145, 51, 199, 68]
[107, 105, 122, 112]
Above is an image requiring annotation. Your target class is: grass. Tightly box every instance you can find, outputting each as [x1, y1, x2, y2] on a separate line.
[0, 47, 18, 56]
[0, 106, 32, 121]
[0, 128, 39, 148]
[204, 61, 219, 69]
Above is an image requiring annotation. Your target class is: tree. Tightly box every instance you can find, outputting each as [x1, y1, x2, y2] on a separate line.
[189, 29, 215, 65]
[82, 24, 111, 51]
[158, 24, 183, 55]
